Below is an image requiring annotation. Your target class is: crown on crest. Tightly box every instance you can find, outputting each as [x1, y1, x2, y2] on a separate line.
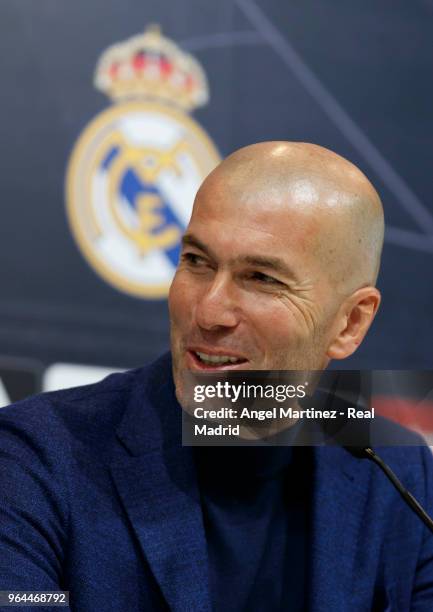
[94, 25, 209, 111]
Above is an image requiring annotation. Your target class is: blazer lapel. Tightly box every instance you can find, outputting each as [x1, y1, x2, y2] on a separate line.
[308, 446, 373, 611]
[110, 357, 211, 612]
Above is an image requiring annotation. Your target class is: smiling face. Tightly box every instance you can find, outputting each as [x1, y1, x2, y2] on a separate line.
[168, 142, 384, 406]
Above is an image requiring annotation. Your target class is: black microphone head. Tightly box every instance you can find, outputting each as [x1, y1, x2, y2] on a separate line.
[343, 445, 370, 459]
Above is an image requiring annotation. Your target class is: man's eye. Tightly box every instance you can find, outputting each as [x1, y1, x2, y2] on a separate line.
[250, 271, 282, 285]
[181, 252, 206, 266]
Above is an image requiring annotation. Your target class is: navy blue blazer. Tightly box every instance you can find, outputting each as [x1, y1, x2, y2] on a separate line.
[1, 352, 433, 611]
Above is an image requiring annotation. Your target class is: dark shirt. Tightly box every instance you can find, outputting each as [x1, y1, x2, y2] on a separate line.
[194, 444, 313, 611]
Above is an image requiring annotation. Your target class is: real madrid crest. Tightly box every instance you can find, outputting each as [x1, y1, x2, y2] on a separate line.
[66, 26, 221, 298]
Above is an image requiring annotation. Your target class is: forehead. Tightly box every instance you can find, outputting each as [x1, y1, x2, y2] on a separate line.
[187, 178, 323, 264]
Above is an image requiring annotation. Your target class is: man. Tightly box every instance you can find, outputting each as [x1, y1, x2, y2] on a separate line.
[1, 142, 432, 611]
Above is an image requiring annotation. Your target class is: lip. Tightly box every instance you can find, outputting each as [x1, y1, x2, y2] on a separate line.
[186, 347, 249, 371]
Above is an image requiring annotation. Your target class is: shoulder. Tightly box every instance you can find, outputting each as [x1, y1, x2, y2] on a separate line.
[371, 416, 433, 491]
[317, 415, 433, 504]
[0, 352, 172, 458]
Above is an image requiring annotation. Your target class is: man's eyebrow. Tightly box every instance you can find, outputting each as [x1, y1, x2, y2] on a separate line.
[181, 234, 212, 256]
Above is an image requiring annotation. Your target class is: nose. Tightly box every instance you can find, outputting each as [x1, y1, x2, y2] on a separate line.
[195, 272, 240, 331]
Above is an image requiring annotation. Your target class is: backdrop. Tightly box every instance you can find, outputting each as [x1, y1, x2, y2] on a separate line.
[0, 0, 432, 402]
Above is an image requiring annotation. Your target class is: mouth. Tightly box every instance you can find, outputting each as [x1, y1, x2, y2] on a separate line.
[186, 348, 249, 371]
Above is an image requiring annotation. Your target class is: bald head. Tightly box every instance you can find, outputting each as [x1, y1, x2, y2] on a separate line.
[195, 141, 384, 294]
[170, 141, 383, 379]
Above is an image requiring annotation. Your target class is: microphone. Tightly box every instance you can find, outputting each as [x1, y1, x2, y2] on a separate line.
[305, 371, 433, 534]
[345, 445, 433, 534]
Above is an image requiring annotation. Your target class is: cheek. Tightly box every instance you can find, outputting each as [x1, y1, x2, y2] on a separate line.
[248, 294, 316, 349]
[272, 312, 299, 347]
[246, 297, 295, 343]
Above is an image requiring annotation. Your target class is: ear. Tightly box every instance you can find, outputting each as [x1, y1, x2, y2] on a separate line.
[326, 286, 381, 360]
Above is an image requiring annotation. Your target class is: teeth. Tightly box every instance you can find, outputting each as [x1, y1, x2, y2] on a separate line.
[196, 351, 241, 365]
